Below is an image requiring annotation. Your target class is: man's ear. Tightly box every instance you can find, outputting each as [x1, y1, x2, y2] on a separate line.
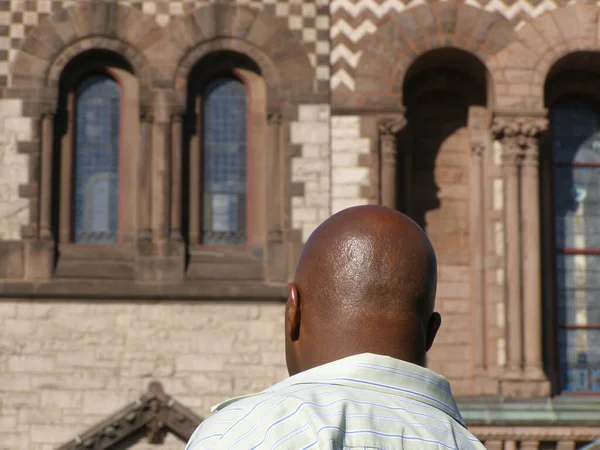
[425, 312, 441, 352]
[286, 283, 301, 342]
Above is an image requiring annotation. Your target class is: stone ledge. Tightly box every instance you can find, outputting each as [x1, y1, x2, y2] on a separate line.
[0, 280, 287, 301]
[458, 398, 600, 426]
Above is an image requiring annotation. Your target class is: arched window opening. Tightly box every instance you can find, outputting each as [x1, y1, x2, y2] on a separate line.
[73, 75, 120, 244]
[551, 96, 600, 394]
[401, 48, 487, 231]
[201, 77, 248, 245]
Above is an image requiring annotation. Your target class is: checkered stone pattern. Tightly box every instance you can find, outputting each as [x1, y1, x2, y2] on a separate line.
[330, 0, 567, 91]
[0, 0, 330, 88]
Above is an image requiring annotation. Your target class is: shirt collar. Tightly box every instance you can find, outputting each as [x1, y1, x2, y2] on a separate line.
[212, 353, 465, 427]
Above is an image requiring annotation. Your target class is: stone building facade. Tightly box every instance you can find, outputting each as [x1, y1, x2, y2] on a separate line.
[0, 0, 600, 448]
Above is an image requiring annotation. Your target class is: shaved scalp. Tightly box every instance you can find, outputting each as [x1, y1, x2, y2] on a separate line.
[285, 205, 441, 375]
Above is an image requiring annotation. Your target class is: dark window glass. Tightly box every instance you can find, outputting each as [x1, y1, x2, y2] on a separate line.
[552, 97, 600, 393]
[73, 75, 120, 244]
[201, 77, 247, 245]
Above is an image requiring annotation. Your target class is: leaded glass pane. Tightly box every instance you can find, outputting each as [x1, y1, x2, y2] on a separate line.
[558, 329, 600, 393]
[73, 76, 120, 244]
[554, 167, 600, 249]
[556, 254, 600, 325]
[201, 77, 247, 245]
[553, 99, 600, 164]
[553, 97, 600, 394]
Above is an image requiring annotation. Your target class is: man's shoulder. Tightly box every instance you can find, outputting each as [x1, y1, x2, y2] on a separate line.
[185, 390, 299, 449]
[185, 385, 486, 450]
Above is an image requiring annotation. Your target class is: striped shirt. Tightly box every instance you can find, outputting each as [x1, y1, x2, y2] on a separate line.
[185, 353, 485, 450]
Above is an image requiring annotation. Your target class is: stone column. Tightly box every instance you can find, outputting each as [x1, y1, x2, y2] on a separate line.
[266, 110, 287, 283]
[520, 119, 548, 382]
[24, 108, 56, 281]
[152, 119, 170, 256]
[520, 441, 540, 450]
[492, 114, 550, 396]
[39, 110, 54, 240]
[492, 118, 524, 378]
[378, 117, 406, 209]
[138, 111, 153, 241]
[468, 106, 489, 383]
[189, 98, 201, 245]
[470, 141, 486, 376]
[170, 114, 183, 241]
[59, 95, 75, 244]
[267, 110, 283, 241]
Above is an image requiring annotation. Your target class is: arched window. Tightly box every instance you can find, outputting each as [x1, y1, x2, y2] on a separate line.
[551, 96, 600, 393]
[201, 77, 248, 245]
[73, 75, 121, 244]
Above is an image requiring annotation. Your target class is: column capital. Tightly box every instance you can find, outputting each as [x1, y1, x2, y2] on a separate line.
[170, 113, 183, 124]
[378, 116, 406, 136]
[140, 107, 155, 123]
[491, 115, 548, 142]
[471, 142, 485, 158]
[493, 116, 547, 168]
[41, 106, 55, 120]
[268, 109, 282, 125]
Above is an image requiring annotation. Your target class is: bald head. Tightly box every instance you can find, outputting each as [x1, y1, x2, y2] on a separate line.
[285, 206, 441, 375]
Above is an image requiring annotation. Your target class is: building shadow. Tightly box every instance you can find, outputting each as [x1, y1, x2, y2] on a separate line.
[400, 60, 487, 237]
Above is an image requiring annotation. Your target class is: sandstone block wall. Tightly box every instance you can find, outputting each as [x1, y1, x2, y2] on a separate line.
[0, 301, 287, 450]
[0, 99, 30, 241]
[330, 116, 371, 214]
[290, 104, 331, 242]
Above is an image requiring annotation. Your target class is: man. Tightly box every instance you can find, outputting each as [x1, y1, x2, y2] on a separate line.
[186, 206, 486, 449]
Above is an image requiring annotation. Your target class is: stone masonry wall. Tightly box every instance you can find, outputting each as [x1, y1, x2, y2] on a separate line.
[330, 116, 371, 214]
[0, 301, 287, 450]
[290, 104, 331, 243]
[0, 99, 31, 241]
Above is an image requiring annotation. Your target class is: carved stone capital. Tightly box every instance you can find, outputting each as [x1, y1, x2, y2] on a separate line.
[268, 110, 282, 125]
[267, 229, 283, 244]
[42, 107, 55, 120]
[140, 107, 155, 123]
[493, 116, 547, 169]
[170, 113, 183, 124]
[492, 116, 547, 147]
[378, 116, 406, 136]
[471, 142, 485, 158]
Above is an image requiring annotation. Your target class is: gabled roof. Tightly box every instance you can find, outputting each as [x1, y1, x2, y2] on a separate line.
[57, 381, 203, 450]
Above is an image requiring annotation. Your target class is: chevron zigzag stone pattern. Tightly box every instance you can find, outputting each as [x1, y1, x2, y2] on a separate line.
[329, 0, 565, 91]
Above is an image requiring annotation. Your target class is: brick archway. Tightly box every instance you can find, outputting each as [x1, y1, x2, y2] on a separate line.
[167, 3, 315, 107]
[10, 2, 157, 92]
[347, 1, 513, 110]
[492, 3, 600, 111]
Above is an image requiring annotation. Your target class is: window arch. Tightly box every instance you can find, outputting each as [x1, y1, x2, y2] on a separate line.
[184, 51, 267, 250]
[201, 77, 248, 245]
[550, 95, 600, 394]
[53, 50, 140, 252]
[73, 75, 121, 244]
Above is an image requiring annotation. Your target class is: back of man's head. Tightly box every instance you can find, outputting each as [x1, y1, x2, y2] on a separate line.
[285, 205, 441, 376]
